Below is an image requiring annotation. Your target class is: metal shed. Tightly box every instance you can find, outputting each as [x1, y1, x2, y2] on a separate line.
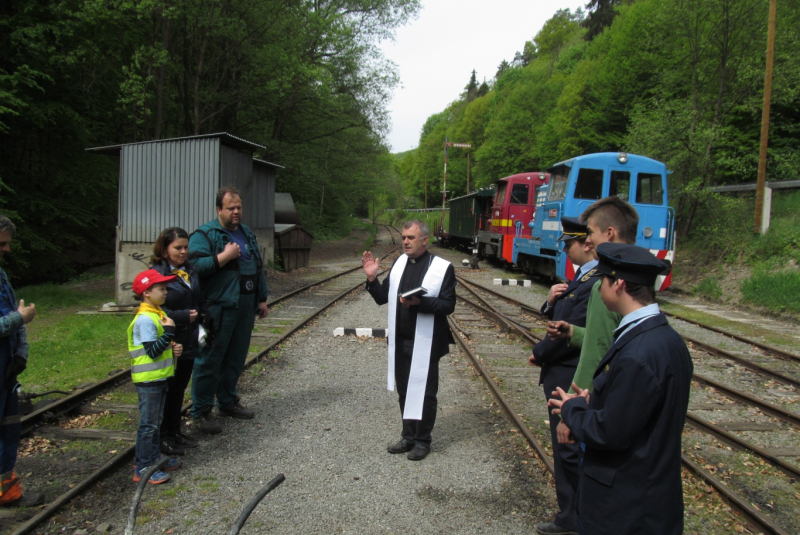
[274, 224, 314, 272]
[87, 133, 280, 305]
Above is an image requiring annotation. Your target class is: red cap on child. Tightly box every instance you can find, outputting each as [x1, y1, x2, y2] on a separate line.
[133, 269, 177, 295]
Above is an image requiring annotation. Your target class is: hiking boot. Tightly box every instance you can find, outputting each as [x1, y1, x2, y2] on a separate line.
[133, 466, 171, 485]
[387, 438, 415, 454]
[2, 491, 44, 507]
[218, 401, 255, 419]
[194, 412, 223, 434]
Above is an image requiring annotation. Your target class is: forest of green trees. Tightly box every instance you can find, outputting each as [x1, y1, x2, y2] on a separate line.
[0, 0, 418, 283]
[2, 0, 799, 285]
[396, 0, 799, 242]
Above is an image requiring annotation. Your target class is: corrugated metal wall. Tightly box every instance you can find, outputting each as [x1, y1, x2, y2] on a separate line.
[119, 138, 219, 242]
[251, 161, 276, 230]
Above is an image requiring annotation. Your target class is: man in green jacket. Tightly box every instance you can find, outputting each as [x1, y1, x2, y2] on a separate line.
[546, 196, 638, 445]
[188, 186, 269, 434]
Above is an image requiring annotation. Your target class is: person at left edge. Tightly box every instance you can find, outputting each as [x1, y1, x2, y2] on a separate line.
[362, 220, 456, 462]
[530, 216, 597, 535]
[151, 227, 204, 455]
[188, 186, 268, 433]
[0, 215, 43, 507]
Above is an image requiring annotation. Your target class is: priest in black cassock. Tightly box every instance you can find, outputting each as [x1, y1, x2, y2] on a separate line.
[362, 220, 456, 461]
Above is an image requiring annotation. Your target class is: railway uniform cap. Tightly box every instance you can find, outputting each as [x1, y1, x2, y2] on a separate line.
[595, 243, 670, 286]
[132, 269, 176, 295]
[557, 216, 588, 241]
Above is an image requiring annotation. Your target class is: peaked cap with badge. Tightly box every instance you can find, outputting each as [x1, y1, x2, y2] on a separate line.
[557, 216, 588, 242]
[595, 242, 669, 286]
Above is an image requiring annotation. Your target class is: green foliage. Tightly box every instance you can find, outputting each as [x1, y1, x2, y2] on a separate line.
[691, 277, 722, 301]
[741, 271, 800, 313]
[0, 0, 420, 284]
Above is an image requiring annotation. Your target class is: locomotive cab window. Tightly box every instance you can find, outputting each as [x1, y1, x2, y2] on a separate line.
[609, 171, 630, 200]
[548, 167, 570, 201]
[636, 173, 664, 204]
[495, 184, 507, 205]
[574, 168, 603, 200]
[509, 183, 530, 204]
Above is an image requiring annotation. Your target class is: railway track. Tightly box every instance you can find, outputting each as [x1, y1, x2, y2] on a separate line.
[5, 226, 402, 535]
[453, 274, 800, 535]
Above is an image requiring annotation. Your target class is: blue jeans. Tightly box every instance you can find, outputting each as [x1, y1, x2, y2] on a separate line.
[135, 381, 168, 468]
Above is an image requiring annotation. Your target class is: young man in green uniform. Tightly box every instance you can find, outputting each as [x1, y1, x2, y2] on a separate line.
[546, 196, 638, 444]
[188, 186, 269, 434]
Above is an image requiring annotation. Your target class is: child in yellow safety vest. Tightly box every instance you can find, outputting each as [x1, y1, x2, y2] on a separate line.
[127, 269, 184, 484]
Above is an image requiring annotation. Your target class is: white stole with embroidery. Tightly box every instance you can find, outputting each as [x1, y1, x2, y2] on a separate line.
[387, 254, 450, 420]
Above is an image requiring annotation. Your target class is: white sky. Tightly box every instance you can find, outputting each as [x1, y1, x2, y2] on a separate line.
[381, 0, 586, 153]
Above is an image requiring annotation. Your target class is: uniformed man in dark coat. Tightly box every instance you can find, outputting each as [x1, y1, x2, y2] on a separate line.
[549, 242, 692, 535]
[530, 217, 598, 535]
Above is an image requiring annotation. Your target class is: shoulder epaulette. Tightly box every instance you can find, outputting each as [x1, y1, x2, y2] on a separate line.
[580, 268, 598, 282]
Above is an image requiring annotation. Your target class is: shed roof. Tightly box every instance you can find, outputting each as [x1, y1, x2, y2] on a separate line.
[86, 132, 267, 156]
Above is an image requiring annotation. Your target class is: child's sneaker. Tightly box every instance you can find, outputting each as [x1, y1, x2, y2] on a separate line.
[161, 456, 181, 471]
[133, 466, 171, 484]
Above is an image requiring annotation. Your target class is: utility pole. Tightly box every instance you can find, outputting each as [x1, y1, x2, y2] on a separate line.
[467, 154, 471, 193]
[755, 0, 777, 234]
[441, 137, 472, 232]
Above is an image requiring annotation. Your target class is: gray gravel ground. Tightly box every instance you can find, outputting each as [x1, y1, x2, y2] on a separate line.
[126, 287, 557, 534]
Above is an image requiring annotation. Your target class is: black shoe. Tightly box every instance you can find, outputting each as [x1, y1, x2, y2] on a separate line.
[193, 412, 223, 435]
[174, 431, 199, 448]
[3, 491, 44, 508]
[219, 401, 255, 419]
[160, 437, 186, 456]
[387, 438, 415, 454]
[407, 443, 430, 461]
[535, 522, 578, 535]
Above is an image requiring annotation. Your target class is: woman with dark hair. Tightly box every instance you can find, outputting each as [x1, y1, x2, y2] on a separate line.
[151, 227, 205, 454]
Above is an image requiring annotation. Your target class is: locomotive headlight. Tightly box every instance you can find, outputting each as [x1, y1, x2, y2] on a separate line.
[617, 152, 628, 164]
[644, 227, 653, 238]
[539, 173, 545, 180]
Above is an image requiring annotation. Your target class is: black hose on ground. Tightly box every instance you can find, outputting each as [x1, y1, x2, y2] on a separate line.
[124, 456, 169, 535]
[227, 474, 286, 535]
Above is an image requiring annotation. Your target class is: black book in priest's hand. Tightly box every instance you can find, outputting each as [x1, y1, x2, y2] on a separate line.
[400, 287, 428, 299]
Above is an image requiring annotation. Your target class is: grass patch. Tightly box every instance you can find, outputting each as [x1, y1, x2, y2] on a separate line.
[15, 277, 131, 393]
[741, 271, 800, 313]
[691, 277, 723, 301]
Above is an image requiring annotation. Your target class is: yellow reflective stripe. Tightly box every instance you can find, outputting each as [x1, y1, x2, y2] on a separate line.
[129, 347, 147, 359]
[493, 219, 513, 227]
[132, 358, 174, 374]
[0, 415, 20, 426]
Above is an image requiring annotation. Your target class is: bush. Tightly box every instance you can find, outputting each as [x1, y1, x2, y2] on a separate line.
[741, 270, 800, 313]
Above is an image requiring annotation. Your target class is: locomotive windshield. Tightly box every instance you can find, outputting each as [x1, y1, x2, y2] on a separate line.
[574, 168, 603, 200]
[548, 167, 569, 201]
[610, 171, 631, 200]
[636, 173, 664, 204]
[495, 183, 506, 205]
[509, 183, 530, 204]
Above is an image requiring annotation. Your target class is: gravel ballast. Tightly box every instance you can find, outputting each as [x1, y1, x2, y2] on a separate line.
[121, 288, 556, 534]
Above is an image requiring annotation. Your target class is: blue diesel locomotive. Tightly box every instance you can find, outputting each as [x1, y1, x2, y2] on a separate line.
[512, 152, 675, 290]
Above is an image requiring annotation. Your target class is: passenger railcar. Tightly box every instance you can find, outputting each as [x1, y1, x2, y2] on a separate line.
[436, 185, 496, 246]
[476, 172, 550, 263]
[512, 152, 675, 290]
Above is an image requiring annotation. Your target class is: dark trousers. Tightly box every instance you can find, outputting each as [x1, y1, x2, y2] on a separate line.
[543, 364, 582, 532]
[191, 295, 256, 417]
[135, 381, 168, 468]
[396, 338, 440, 445]
[161, 357, 194, 436]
